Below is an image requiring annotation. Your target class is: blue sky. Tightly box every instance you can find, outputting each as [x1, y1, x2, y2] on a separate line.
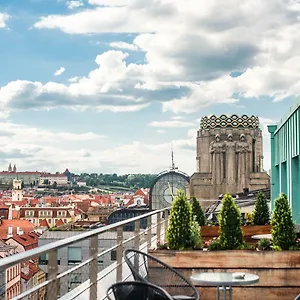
[0, 0, 298, 174]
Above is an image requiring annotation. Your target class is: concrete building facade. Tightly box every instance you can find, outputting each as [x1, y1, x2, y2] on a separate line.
[268, 98, 300, 223]
[190, 114, 270, 205]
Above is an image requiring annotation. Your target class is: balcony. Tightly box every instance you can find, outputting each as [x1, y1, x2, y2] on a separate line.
[1, 206, 299, 300]
[0, 207, 169, 300]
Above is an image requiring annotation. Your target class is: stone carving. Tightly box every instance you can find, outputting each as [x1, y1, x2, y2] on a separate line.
[236, 134, 251, 189]
[225, 134, 236, 185]
[209, 134, 225, 184]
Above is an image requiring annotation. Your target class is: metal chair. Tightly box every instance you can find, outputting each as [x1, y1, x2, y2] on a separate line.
[294, 294, 300, 300]
[107, 281, 174, 300]
[124, 249, 200, 300]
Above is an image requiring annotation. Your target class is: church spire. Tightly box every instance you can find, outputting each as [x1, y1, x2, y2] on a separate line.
[8, 163, 12, 172]
[13, 164, 16, 172]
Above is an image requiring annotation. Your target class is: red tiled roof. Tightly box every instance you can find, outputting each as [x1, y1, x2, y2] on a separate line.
[55, 219, 64, 227]
[12, 210, 20, 219]
[7, 232, 38, 249]
[39, 219, 49, 228]
[21, 261, 39, 281]
[0, 220, 35, 240]
[40, 173, 67, 178]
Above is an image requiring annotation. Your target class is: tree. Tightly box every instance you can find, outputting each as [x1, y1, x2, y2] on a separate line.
[167, 190, 192, 250]
[271, 194, 296, 250]
[191, 197, 206, 226]
[52, 181, 57, 189]
[253, 192, 270, 225]
[218, 194, 243, 250]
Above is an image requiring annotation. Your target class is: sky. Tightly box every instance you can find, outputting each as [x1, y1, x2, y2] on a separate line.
[0, 0, 298, 175]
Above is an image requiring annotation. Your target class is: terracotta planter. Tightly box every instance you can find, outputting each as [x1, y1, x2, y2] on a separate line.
[149, 249, 300, 300]
[201, 225, 271, 243]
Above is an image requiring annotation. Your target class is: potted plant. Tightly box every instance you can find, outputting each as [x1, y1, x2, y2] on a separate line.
[271, 193, 296, 250]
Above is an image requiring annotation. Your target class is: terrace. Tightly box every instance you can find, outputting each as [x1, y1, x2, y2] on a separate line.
[0, 205, 298, 300]
[0, 207, 170, 300]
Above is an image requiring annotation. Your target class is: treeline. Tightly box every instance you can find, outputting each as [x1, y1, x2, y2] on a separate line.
[73, 173, 157, 190]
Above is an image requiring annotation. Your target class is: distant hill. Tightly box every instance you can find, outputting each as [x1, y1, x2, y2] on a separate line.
[73, 173, 157, 190]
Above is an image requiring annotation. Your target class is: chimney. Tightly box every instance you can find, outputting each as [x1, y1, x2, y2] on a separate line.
[17, 227, 23, 235]
[7, 226, 13, 239]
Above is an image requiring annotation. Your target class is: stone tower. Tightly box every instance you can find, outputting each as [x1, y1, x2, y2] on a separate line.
[12, 179, 23, 202]
[189, 114, 270, 205]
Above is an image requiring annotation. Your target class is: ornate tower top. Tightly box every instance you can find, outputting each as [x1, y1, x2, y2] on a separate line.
[13, 164, 16, 172]
[200, 114, 259, 130]
[8, 163, 12, 172]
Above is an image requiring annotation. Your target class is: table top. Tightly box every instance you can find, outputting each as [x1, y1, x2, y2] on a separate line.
[190, 272, 259, 286]
[251, 234, 272, 240]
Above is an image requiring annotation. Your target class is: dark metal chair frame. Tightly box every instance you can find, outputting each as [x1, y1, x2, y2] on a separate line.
[124, 248, 200, 300]
[107, 281, 174, 300]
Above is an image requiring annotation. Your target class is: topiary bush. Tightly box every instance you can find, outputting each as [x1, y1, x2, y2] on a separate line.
[191, 197, 206, 226]
[253, 192, 270, 225]
[190, 218, 203, 250]
[167, 190, 193, 250]
[271, 193, 296, 250]
[218, 193, 243, 250]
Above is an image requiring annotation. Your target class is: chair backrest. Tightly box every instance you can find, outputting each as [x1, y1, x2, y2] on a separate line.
[295, 294, 300, 300]
[124, 249, 200, 300]
[107, 281, 174, 300]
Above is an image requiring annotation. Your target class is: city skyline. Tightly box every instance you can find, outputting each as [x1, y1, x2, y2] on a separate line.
[0, 0, 298, 174]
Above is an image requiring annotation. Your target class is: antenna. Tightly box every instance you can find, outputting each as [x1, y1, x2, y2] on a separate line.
[170, 143, 178, 170]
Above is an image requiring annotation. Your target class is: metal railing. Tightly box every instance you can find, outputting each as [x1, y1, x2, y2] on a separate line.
[0, 207, 170, 300]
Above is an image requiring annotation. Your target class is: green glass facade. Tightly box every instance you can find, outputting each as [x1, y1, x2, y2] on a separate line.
[268, 97, 300, 223]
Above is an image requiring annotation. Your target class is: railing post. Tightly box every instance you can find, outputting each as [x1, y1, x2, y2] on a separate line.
[90, 235, 98, 300]
[146, 216, 152, 249]
[164, 209, 169, 241]
[156, 211, 161, 242]
[116, 226, 123, 282]
[134, 220, 140, 250]
[47, 249, 58, 300]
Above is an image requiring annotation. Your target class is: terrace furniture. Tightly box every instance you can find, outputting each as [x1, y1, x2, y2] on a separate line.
[124, 249, 200, 300]
[294, 295, 300, 300]
[107, 281, 174, 300]
[190, 272, 259, 300]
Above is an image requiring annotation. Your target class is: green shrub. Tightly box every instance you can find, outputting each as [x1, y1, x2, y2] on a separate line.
[258, 238, 271, 250]
[245, 212, 254, 226]
[167, 190, 192, 250]
[218, 194, 243, 250]
[190, 218, 203, 250]
[272, 245, 282, 251]
[208, 239, 222, 251]
[191, 197, 206, 226]
[271, 194, 296, 250]
[235, 242, 255, 250]
[253, 192, 270, 225]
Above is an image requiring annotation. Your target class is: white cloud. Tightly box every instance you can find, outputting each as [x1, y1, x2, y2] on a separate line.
[157, 129, 165, 134]
[54, 67, 66, 76]
[148, 120, 195, 128]
[67, 1, 84, 9]
[68, 76, 80, 82]
[88, 0, 130, 6]
[30, 0, 300, 115]
[0, 13, 9, 28]
[171, 116, 184, 120]
[109, 41, 139, 51]
[0, 120, 196, 174]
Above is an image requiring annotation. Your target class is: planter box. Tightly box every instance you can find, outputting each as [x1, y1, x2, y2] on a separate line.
[149, 250, 300, 300]
[201, 225, 271, 243]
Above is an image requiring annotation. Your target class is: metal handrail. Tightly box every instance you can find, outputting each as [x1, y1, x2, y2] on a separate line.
[0, 206, 170, 270]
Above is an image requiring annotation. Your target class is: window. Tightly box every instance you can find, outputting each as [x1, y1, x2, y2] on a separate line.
[39, 251, 60, 265]
[110, 250, 116, 261]
[68, 248, 82, 265]
[39, 253, 48, 265]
